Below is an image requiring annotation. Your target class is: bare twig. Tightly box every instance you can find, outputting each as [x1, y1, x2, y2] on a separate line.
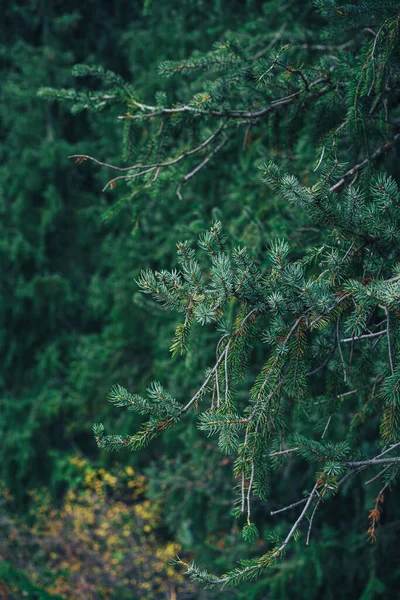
[306, 493, 323, 545]
[310, 294, 349, 327]
[181, 137, 227, 184]
[314, 146, 325, 171]
[365, 464, 392, 485]
[181, 348, 228, 414]
[271, 483, 319, 557]
[118, 78, 330, 122]
[346, 457, 400, 467]
[339, 443, 400, 487]
[340, 329, 387, 343]
[270, 497, 307, 516]
[375, 442, 400, 459]
[337, 316, 347, 383]
[367, 19, 390, 96]
[70, 119, 228, 175]
[102, 167, 155, 191]
[384, 306, 394, 374]
[330, 134, 400, 192]
[215, 364, 221, 410]
[182, 309, 258, 414]
[247, 460, 255, 524]
[224, 339, 230, 406]
[306, 341, 337, 377]
[321, 414, 333, 439]
[251, 23, 287, 60]
[269, 447, 298, 457]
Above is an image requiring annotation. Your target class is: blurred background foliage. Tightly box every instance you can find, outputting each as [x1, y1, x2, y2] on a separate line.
[1, 0, 400, 598]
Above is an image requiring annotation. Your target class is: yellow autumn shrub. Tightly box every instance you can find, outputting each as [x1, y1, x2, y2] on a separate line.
[1, 457, 195, 600]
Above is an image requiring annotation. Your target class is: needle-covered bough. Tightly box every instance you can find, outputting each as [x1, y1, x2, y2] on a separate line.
[40, 0, 400, 588]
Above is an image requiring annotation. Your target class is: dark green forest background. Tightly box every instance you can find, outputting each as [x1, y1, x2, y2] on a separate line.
[1, 1, 400, 598]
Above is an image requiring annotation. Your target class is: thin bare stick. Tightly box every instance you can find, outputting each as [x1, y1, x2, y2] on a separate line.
[321, 414, 333, 439]
[375, 442, 400, 460]
[330, 133, 400, 192]
[247, 460, 255, 524]
[311, 294, 349, 328]
[210, 385, 215, 412]
[118, 79, 330, 122]
[338, 466, 366, 487]
[314, 146, 325, 172]
[241, 471, 246, 514]
[224, 340, 230, 405]
[70, 119, 228, 174]
[365, 464, 392, 485]
[271, 483, 319, 557]
[215, 334, 229, 411]
[181, 138, 227, 184]
[347, 457, 400, 467]
[337, 376, 381, 398]
[306, 341, 337, 377]
[251, 22, 287, 60]
[306, 494, 322, 545]
[215, 364, 221, 410]
[337, 316, 347, 383]
[242, 122, 253, 151]
[270, 497, 307, 516]
[339, 442, 400, 487]
[102, 168, 155, 191]
[384, 306, 394, 374]
[276, 60, 309, 90]
[181, 349, 228, 414]
[341, 329, 387, 343]
[182, 309, 258, 415]
[269, 447, 298, 457]
[367, 19, 390, 96]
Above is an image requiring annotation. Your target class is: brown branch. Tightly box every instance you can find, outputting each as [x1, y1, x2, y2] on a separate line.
[117, 78, 330, 122]
[69, 119, 228, 174]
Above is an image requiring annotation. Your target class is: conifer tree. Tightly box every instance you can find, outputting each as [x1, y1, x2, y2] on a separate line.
[41, 0, 400, 590]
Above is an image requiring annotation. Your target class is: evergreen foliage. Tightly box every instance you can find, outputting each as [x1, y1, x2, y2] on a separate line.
[3, 0, 400, 597]
[50, 0, 400, 589]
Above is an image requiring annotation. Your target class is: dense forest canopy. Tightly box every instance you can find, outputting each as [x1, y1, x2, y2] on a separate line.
[1, 0, 400, 598]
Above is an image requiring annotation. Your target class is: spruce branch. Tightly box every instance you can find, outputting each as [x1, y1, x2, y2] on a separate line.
[117, 77, 330, 121]
[69, 119, 228, 174]
[185, 482, 320, 587]
[70, 119, 229, 192]
[71, 3, 400, 584]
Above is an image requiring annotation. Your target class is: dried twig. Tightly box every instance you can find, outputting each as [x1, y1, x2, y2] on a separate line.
[330, 134, 400, 192]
